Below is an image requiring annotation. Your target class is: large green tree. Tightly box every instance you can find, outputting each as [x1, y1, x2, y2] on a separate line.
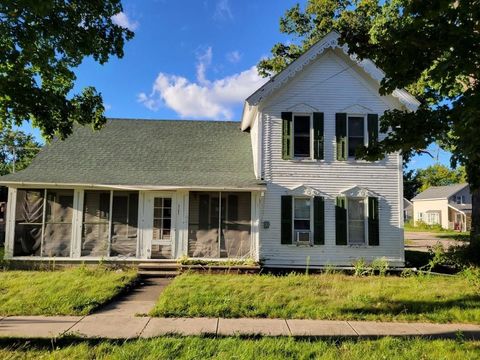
[0, 129, 41, 176]
[259, 0, 480, 256]
[0, 0, 133, 140]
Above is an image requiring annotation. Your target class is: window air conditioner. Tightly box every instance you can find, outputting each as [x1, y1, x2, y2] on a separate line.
[296, 231, 312, 246]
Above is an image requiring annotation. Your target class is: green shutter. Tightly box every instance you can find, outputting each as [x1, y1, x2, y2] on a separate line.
[368, 197, 380, 246]
[335, 197, 347, 245]
[281, 112, 293, 160]
[281, 195, 293, 244]
[367, 114, 379, 147]
[313, 112, 324, 160]
[336, 113, 347, 161]
[313, 196, 325, 245]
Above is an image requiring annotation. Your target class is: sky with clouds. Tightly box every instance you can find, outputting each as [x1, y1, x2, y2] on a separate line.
[20, 0, 450, 171]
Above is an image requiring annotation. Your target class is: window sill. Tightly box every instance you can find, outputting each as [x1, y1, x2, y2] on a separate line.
[288, 159, 324, 163]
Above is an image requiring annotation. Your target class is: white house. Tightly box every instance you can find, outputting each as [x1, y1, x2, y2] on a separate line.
[412, 183, 471, 232]
[0, 32, 419, 267]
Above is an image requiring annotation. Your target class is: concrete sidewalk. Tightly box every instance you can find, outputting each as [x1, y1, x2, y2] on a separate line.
[0, 316, 479, 340]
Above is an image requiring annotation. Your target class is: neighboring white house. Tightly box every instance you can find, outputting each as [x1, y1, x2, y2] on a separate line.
[412, 183, 471, 232]
[0, 32, 419, 267]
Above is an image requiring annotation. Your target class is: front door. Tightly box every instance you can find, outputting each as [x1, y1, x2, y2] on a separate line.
[146, 193, 176, 259]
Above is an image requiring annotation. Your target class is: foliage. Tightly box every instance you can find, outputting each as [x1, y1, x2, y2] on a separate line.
[0, 337, 478, 360]
[151, 273, 480, 323]
[0, 129, 41, 175]
[177, 256, 257, 267]
[0, 266, 137, 315]
[0, 1, 134, 140]
[371, 257, 389, 276]
[416, 164, 467, 192]
[405, 220, 446, 233]
[403, 168, 422, 200]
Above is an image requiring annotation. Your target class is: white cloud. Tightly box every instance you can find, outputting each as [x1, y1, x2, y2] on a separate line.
[226, 50, 242, 63]
[213, 0, 233, 21]
[138, 48, 268, 120]
[112, 11, 138, 31]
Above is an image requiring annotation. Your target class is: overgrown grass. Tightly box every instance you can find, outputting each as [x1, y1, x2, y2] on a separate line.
[0, 337, 478, 359]
[151, 273, 480, 323]
[404, 221, 469, 237]
[0, 266, 137, 316]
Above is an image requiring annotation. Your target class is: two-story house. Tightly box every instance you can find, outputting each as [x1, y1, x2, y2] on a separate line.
[0, 32, 419, 267]
[412, 183, 471, 232]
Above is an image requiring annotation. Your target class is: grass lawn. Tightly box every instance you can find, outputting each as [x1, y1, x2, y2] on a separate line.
[0, 337, 478, 359]
[404, 223, 469, 237]
[0, 266, 137, 316]
[151, 273, 480, 323]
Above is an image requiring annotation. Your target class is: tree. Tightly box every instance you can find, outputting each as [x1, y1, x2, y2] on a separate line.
[0, 129, 41, 176]
[259, 0, 480, 256]
[0, 1, 134, 140]
[416, 164, 466, 192]
[403, 169, 421, 201]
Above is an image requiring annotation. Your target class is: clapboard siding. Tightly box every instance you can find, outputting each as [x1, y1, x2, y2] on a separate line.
[257, 49, 404, 267]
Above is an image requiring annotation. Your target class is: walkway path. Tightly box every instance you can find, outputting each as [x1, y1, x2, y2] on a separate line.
[0, 277, 479, 340]
[0, 316, 479, 340]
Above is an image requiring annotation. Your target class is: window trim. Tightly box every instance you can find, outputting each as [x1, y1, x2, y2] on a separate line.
[292, 113, 314, 160]
[346, 196, 369, 246]
[292, 196, 314, 244]
[346, 114, 368, 160]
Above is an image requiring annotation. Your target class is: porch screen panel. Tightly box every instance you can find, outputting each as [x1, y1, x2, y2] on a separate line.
[14, 189, 44, 256]
[110, 192, 138, 257]
[42, 190, 73, 257]
[81, 191, 110, 257]
[221, 192, 251, 258]
[188, 192, 220, 258]
[188, 191, 252, 259]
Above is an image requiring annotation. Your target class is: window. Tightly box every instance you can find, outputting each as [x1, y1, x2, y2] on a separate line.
[456, 195, 466, 204]
[347, 198, 366, 245]
[348, 116, 366, 158]
[426, 212, 440, 225]
[418, 212, 424, 221]
[188, 192, 251, 258]
[153, 197, 172, 241]
[82, 190, 139, 257]
[293, 115, 311, 158]
[14, 189, 74, 257]
[293, 197, 312, 242]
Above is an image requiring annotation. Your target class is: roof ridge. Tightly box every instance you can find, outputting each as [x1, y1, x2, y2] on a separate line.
[106, 118, 241, 124]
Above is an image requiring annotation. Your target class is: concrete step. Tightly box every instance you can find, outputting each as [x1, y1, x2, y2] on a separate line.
[138, 262, 180, 270]
[138, 270, 180, 278]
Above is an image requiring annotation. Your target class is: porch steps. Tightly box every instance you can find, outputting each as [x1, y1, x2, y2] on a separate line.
[138, 263, 181, 278]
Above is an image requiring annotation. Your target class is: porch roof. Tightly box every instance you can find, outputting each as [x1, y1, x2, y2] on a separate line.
[0, 119, 263, 189]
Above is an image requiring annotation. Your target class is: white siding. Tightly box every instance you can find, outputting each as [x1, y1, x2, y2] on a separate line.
[257, 49, 404, 267]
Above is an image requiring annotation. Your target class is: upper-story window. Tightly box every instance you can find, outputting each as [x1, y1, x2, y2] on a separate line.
[347, 116, 366, 158]
[293, 115, 312, 158]
[336, 113, 378, 161]
[281, 112, 324, 161]
[455, 195, 466, 204]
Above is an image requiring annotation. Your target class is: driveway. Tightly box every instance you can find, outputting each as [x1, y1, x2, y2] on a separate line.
[404, 231, 468, 252]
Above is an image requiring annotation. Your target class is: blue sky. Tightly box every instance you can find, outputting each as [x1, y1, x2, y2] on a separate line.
[19, 0, 450, 171]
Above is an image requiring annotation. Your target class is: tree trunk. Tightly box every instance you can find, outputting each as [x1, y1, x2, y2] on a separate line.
[470, 187, 480, 259]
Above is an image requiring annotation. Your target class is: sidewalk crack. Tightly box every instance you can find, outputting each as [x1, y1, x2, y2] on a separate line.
[346, 321, 359, 336]
[138, 317, 152, 338]
[61, 315, 86, 337]
[284, 319, 292, 336]
[215, 318, 219, 337]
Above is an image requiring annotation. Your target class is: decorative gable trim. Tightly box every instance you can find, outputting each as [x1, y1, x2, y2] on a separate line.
[340, 104, 373, 114]
[241, 31, 420, 130]
[339, 185, 382, 198]
[288, 184, 332, 198]
[286, 103, 319, 113]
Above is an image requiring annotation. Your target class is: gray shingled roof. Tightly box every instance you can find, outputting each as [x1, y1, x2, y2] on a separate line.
[412, 183, 469, 201]
[0, 119, 262, 189]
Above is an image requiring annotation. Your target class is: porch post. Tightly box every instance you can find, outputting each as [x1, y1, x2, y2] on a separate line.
[4, 187, 16, 258]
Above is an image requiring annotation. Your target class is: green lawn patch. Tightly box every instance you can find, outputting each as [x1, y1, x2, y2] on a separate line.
[404, 222, 469, 238]
[151, 273, 480, 323]
[0, 266, 137, 316]
[0, 337, 478, 359]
